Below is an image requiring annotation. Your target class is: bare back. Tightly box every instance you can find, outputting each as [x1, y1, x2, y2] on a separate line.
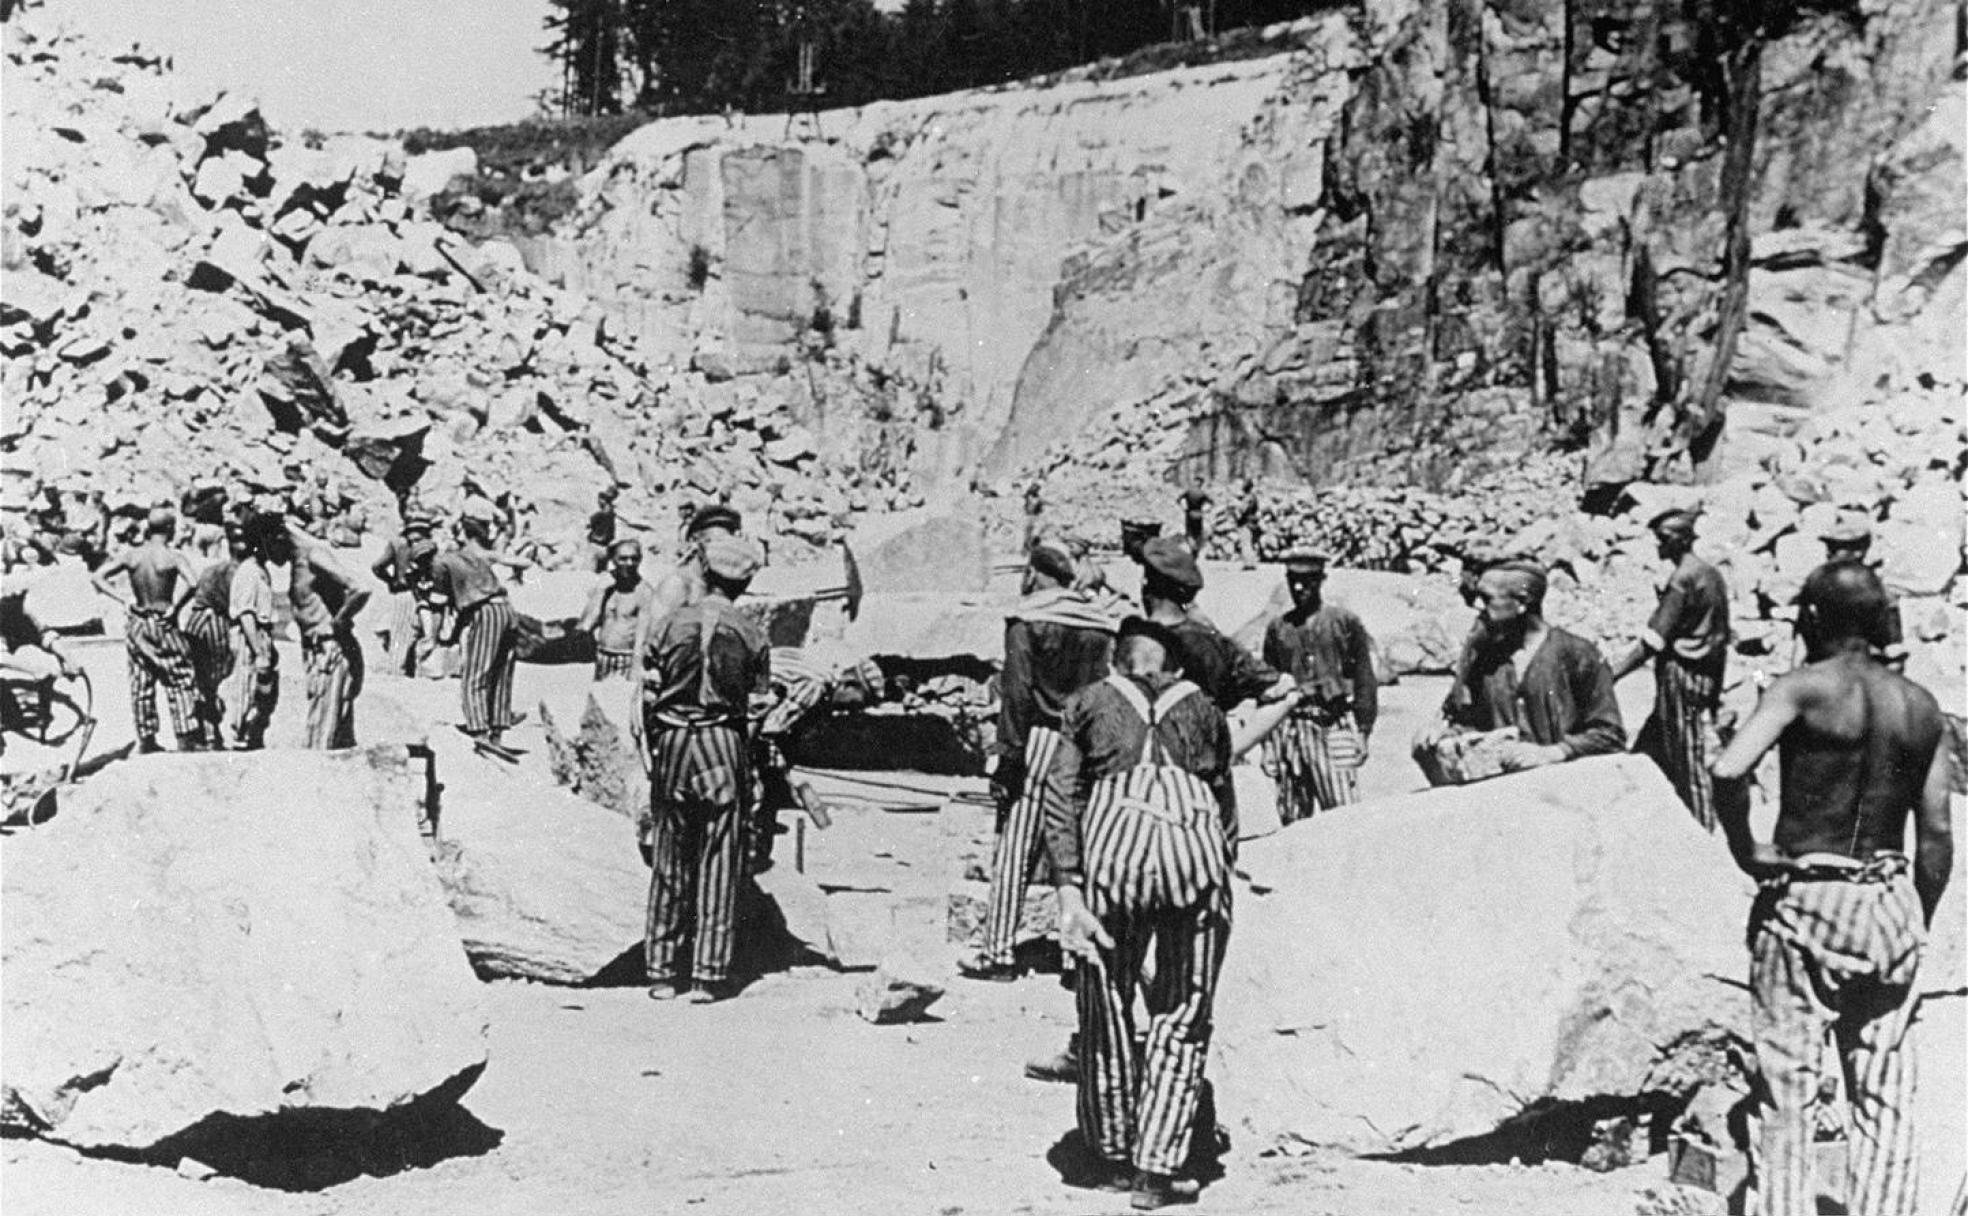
[124, 542, 190, 612]
[1776, 652, 1944, 860]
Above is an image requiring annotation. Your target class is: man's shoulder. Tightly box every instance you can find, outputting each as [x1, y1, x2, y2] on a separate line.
[1545, 625, 1607, 662]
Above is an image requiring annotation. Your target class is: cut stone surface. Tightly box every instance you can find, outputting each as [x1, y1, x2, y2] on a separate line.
[1212, 754, 1753, 1157]
[1, 747, 488, 1152]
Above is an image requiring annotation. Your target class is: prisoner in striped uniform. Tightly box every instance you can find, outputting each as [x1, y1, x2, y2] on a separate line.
[639, 534, 770, 1005]
[430, 517, 520, 746]
[1416, 563, 1625, 774]
[92, 508, 207, 752]
[229, 513, 284, 751]
[579, 539, 656, 682]
[1261, 552, 1377, 821]
[182, 524, 246, 747]
[1613, 509, 1730, 828]
[284, 526, 370, 750]
[370, 512, 435, 676]
[1045, 616, 1236, 1210]
[1711, 561, 1952, 1216]
[962, 542, 1114, 981]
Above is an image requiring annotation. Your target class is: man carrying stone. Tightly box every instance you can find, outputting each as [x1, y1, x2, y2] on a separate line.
[1045, 616, 1236, 1210]
[280, 519, 371, 749]
[91, 508, 207, 753]
[1260, 552, 1377, 820]
[580, 539, 657, 682]
[181, 522, 248, 748]
[1416, 562, 1625, 773]
[1611, 508, 1730, 828]
[637, 534, 771, 1005]
[429, 514, 521, 748]
[963, 541, 1116, 981]
[371, 509, 436, 677]
[1709, 560, 1951, 1216]
[230, 512, 285, 751]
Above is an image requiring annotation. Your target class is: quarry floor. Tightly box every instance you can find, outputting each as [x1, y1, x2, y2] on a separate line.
[0, 639, 1742, 1215]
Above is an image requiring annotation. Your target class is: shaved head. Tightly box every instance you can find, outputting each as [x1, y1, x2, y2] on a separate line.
[1799, 559, 1890, 647]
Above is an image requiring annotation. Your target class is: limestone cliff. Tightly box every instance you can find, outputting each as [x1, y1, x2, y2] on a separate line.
[534, 1, 1962, 494]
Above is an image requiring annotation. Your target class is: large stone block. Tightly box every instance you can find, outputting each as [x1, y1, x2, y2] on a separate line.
[1, 747, 488, 1151]
[1213, 754, 1753, 1156]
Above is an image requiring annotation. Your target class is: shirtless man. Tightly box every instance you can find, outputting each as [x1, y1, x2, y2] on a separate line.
[1710, 560, 1951, 1216]
[580, 539, 656, 681]
[92, 508, 207, 752]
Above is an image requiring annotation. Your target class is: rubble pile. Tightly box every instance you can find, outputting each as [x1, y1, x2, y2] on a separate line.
[0, 22, 911, 563]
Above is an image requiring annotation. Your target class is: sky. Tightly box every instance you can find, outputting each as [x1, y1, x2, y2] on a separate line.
[54, 0, 560, 133]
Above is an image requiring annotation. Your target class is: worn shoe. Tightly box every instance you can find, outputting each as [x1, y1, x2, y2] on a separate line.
[1024, 1040, 1078, 1084]
[958, 955, 1020, 983]
[1130, 1171, 1199, 1210]
[1072, 1158, 1133, 1193]
[685, 979, 741, 1005]
[646, 978, 689, 1002]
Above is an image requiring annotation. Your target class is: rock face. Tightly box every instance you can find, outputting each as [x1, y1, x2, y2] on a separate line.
[1, 748, 488, 1151]
[1211, 755, 1752, 1157]
[536, 2, 1956, 492]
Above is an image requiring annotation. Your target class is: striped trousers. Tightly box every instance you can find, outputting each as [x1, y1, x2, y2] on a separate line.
[1078, 890, 1230, 1176]
[593, 649, 636, 682]
[1749, 860, 1924, 1216]
[302, 630, 363, 749]
[457, 599, 518, 734]
[980, 727, 1063, 968]
[1263, 714, 1360, 823]
[1640, 659, 1722, 830]
[645, 722, 751, 984]
[127, 610, 202, 747]
[181, 604, 233, 741]
[383, 590, 423, 677]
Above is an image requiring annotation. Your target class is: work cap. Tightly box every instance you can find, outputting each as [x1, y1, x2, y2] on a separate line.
[1117, 614, 1185, 661]
[702, 534, 764, 582]
[145, 506, 175, 531]
[461, 497, 500, 523]
[1648, 508, 1699, 538]
[1027, 541, 1076, 586]
[1282, 551, 1329, 574]
[402, 513, 434, 536]
[1485, 561, 1547, 604]
[609, 538, 643, 560]
[1822, 515, 1872, 544]
[686, 504, 743, 539]
[1138, 536, 1203, 592]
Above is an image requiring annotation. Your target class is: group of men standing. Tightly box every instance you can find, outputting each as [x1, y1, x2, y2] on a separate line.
[973, 505, 1951, 1216]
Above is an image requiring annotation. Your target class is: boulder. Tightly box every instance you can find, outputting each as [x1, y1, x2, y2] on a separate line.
[852, 511, 991, 594]
[402, 148, 478, 201]
[539, 689, 646, 822]
[1212, 755, 1752, 1156]
[423, 721, 647, 984]
[1, 747, 488, 1151]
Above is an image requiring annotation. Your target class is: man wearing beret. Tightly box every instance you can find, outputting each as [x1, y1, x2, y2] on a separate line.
[580, 539, 657, 682]
[1261, 552, 1377, 819]
[638, 533, 771, 1004]
[1612, 509, 1731, 827]
[1045, 615, 1236, 1209]
[1419, 562, 1625, 771]
[964, 541, 1117, 981]
[644, 504, 744, 636]
[1136, 536, 1291, 715]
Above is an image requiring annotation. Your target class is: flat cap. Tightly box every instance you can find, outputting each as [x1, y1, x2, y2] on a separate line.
[1027, 541, 1076, 586]
[1822, 516, 1873, 544]
[686, 504, 743, 539]
[1648, 508, 1699, 536]
[702, 533, 764, 582]
[1139, 536, 1203, 592]
[1282, 551, 1329, 573]
[1117, 614, 1186, 661]
[608, 538, 643, 559]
